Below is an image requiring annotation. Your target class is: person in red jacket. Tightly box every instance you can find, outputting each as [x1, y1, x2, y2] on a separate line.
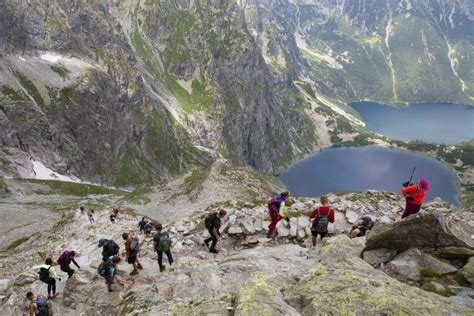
[401, 178, 429, 219]
[309, 195, 335, 246]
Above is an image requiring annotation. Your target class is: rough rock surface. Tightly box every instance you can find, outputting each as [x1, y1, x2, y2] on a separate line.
[362, 248, 397, 267]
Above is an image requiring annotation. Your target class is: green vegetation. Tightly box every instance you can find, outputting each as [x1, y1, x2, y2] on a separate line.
[1, 85, 26, 102]
[6, 234, 39, 251]
[124, 187, 152, 205]
[49, 64, 71, 79]
[15, 71, 44, 106]
[0, 177, 10, 194]
[116, 142, 155, 187]
[181, 167, 211, 200]
[19, 178, 126, 196]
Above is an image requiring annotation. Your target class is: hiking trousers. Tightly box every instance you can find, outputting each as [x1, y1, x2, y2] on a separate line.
[268, 212, 282, 236]
[401, 200, 421, 219]
[46, 277, 56, 296]
[157, 250, 173, 269]
[60, 265, 75, 278]
[204, 229, 218, 251]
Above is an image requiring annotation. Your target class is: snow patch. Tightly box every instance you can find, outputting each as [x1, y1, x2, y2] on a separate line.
[40, 53, 62, 63]
[32, 161, 80, 183]
[18, 56, 26, 61]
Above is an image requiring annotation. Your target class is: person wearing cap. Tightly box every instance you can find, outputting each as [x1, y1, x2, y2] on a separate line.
[401, 178, 429, 219]
[98, 239, 120, 262]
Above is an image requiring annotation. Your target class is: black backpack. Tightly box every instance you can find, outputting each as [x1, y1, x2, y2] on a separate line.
[103, 241, 119, 259]
[204, 213, 217, 229]
[38, 266, 52, 283]
[98, 260, 112, 277]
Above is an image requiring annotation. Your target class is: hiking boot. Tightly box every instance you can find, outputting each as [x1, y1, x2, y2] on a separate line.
[130, 269, 139, 275]
[204, 240, 210, 248]
[108, 288, 114, 292]
[137, 263, 143, 270]
[209, 249, 219, 254]
[160, 266, 166, 273]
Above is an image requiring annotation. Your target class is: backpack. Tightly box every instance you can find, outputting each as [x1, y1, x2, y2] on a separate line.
[38, 266, 52, 283]
[204, 213, 217, 230]
[35, 295, 49, 316]
[103, 241, 119, 259]
[157, 233, 172, 252]
[130, 236, 140, 254]
[57, 251, 70, 266]
[98, 260, 112, 277]
[267, 197, 281, 214]
[312, 207, 330, 233]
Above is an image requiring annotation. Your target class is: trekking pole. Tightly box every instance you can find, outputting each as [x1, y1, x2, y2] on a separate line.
[408, 166, 416, 184]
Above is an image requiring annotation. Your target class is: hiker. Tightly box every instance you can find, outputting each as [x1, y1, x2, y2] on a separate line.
[401, 178, 429, 219]
[98, 239, 120, 262]
[110, 213, 116, 224]
[57, 250, 80, 279]
[203, 209, 227, 254]
[350, 216, 374, 238]
[113, 208, 119, 222]
[309, 195, 335, 246]
[79, 206, 85, 214]
[138, 217, 147, 234]
[153, 222, 173, 272]
[32, 258, 60, 298]
[122, 233, 143, 275]
[267, 191, 290, 238]
[99, 255, 133, 292]
[26, 291, 49, 316]
[144, 222, 153, 237]
[87, 209, 95, 224]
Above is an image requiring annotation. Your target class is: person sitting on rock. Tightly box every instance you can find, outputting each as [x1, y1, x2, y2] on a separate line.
[153, 222, 173, 272]
[26, 291, 49, 316]
[309, 195, 335, 246]
[203, 209, 227, 254]
[98, 239, 120, 262]
[102, 255, 133, 292]
[57, 250, 80, 279]
[350, 216, 373, 238]
[401, 178, 429, 219]
[122, 233, 143, 275]
[32, 257, 61, 299]
[267, 191, 290, 238]
[138, 217, 147, 234]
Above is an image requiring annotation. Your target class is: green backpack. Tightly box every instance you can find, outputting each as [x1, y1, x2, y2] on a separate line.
[157, 233, 172, 252]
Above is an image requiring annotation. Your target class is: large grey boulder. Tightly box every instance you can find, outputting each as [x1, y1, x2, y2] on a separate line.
[362, 248, 397, 267]
[365, 211, 474, 252]
[384, 248, 458, 282]
[460, 257, 474, 285]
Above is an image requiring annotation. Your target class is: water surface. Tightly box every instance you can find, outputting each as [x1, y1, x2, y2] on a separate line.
[278, 146, 460, 206]
[351, 102, 473, 144]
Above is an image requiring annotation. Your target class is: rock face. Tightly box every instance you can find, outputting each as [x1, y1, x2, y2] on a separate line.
[362, 248, 397, 268]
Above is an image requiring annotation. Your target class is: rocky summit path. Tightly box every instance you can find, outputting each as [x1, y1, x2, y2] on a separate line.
[0, 191, 473, 315]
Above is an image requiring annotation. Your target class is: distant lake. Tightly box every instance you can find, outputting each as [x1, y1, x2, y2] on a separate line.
[351, 102, 474, 144]
[278, 146, 460, 206]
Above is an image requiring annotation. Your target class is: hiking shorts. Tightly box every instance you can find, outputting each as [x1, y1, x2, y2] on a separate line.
[127, 254, 137, 264]
[311, 230, 328, 238]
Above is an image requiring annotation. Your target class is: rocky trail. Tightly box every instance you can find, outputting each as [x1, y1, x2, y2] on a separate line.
[0, 191, 473, 315]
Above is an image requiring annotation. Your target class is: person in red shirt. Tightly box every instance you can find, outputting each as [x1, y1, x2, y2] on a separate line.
[309, 195, 335, 247]
[401, 178, 429, 219]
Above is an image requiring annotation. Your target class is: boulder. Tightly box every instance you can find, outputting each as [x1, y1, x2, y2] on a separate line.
[241, 220, 255, 234]
[228, 226, 244, 235]
[460, 257, 474, 285]
[365, 211, 474, 253]
[277, 226, 290, 238]
[289, 217, 298, 237]
[362, 248, 397, 267]
[253, 219, 262, 232]
[13, 272, 36, 286]
[297, 216, 308, 230]
[378, 215, 392, 224]
[297, 228, 306, 240]
[433, 247, 474, 261]
[284, 235, 472, 315]
[262, 221, 270, 232]
[0, 279, 10, 295]
[345, 210, 359, 224]
[384, 248, 458, 282]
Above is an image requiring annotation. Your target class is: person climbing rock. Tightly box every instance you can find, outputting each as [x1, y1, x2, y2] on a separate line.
[309, 195, 335, 246]
[267, 191, 290, 238]
[26, 291, 49, 316]
[401, 178, 429, 219]
[138, 217, 147, 234]
[87, 209, 95, 224]
[122, 233, 143, 275]
[98, 239, 120, 262]
[203, 209, 227, 254]
[350, 216, 374, 238]
[57, 250, 80, 279]
[153, 223, 173, 272]
[99, 255, 133, 292]
[32, 258, 61, 299]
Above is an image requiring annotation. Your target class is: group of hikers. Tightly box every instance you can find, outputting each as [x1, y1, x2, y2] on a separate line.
[25, 177, 430, 315]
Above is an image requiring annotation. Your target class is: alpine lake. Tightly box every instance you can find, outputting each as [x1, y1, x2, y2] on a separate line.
[279, 102, 474, 206]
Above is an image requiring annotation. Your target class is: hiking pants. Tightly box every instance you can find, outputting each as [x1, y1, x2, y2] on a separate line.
[61, 265, 75, 278]
[268, 212, 282, 236]
[401, 200, 421, 219]
[204, 229, 218, 251]
[46, 277, 56, 296]
[157, 250, 173, 269]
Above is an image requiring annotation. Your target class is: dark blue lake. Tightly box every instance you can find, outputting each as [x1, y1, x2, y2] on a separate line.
[351, 102, 474, 144]
[278, 146, 460, 206]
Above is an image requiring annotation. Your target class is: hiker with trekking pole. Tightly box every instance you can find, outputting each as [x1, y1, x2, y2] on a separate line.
[401, 167, 429, 219]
